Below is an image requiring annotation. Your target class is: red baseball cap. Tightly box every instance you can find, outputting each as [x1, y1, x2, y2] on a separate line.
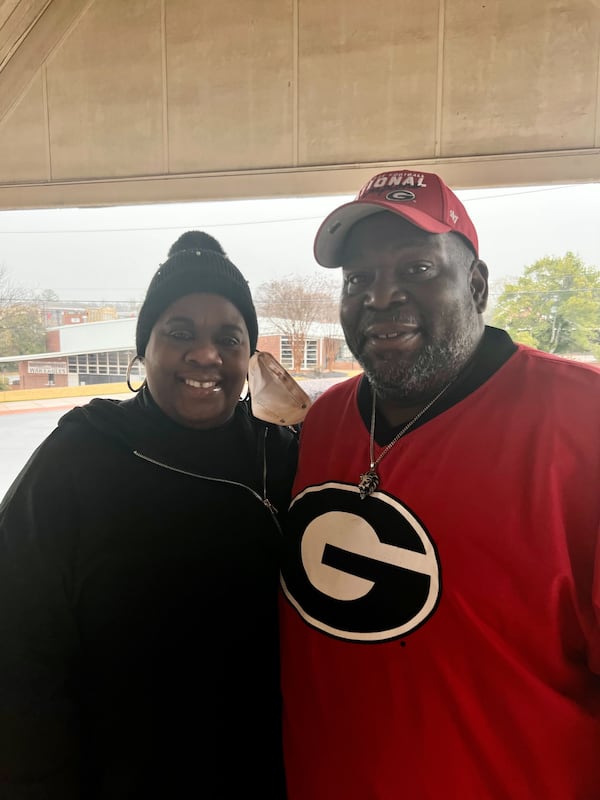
[313, 169, 479, 267]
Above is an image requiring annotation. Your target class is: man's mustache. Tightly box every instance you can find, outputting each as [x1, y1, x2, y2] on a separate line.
[356, 310, 421, 331]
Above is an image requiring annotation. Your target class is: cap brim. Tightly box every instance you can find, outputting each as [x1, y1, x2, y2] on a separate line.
[313, 200, 453, 267]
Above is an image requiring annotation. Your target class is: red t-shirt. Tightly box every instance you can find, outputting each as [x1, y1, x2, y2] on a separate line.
[280, 345, 600, 799]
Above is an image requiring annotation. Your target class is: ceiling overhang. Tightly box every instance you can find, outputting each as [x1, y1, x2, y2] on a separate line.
[1, 0, 599, 210]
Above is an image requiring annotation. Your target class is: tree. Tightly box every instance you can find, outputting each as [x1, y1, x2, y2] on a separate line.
[491, 252, 600, 357]
[0, 303, 46, 357]
[255, 275, 340, 372]
[0, 266, 48, 361]
[38, 288, 60, 303]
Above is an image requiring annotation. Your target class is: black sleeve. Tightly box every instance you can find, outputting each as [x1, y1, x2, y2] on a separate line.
[0, 433, 81, 797]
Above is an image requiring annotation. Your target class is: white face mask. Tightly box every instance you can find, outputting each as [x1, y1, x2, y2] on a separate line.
[247, 351, 311, 426]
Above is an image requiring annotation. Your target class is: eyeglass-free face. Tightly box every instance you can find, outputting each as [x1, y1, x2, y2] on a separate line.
[143, 292, 250, 430]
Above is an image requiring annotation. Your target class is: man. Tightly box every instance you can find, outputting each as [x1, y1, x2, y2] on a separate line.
[279, 169, 600, 799]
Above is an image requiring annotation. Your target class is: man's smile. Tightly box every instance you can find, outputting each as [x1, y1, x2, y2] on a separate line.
[361, 323, 422, 356]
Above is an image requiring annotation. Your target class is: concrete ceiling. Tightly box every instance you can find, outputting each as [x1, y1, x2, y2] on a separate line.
[0, 0, 599, 210]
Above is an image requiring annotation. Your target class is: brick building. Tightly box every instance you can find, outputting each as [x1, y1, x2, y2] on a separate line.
[0, 316, 355, 391]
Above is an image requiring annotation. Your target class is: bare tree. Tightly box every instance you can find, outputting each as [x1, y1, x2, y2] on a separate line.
[314, 279, 345, 371]
[322, 334, 340, 371]
[0, 265, 24, 306]
[255, 274, 340, 372]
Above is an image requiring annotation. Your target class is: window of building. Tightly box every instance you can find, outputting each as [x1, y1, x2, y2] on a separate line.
[280, 337, 319, 370]
[67, 350, 139, 377]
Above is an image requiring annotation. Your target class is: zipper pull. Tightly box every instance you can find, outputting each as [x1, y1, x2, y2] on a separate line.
[263, 497, 278, 515]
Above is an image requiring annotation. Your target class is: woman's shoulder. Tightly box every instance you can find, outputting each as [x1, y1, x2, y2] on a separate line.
[240, 399, 300, 443]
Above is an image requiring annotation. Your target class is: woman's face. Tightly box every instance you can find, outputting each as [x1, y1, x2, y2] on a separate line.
[143, 292, 251, 429]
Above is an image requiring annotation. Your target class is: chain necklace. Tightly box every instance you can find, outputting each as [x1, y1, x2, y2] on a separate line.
[358, 379, 455, 500]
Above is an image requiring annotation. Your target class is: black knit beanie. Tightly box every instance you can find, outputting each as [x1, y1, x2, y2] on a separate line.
[135, 232, 258, 356]
[167, 230, 226, 258]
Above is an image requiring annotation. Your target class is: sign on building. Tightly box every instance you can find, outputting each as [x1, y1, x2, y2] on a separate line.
[28, 362, 68, 375]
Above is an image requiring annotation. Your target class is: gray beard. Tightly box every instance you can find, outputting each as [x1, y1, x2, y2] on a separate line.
[358, 329, 477, 405]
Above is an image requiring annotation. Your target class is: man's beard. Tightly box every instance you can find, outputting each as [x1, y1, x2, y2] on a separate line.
[346, 316, 479, 405]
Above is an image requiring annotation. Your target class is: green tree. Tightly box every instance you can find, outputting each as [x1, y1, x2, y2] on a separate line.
[0, 303, 46, 356]
[492, 252, 600, 357]
[0, 266, 47, 360]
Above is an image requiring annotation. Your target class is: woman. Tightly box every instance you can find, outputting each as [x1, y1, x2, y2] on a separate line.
[0, 233, 298, 798]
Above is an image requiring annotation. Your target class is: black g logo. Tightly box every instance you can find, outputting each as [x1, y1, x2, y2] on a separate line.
[386, 190, 416, 202]
[280, 483, 441, 643]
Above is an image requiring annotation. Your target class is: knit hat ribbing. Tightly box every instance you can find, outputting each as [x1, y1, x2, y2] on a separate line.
[135, 237, 258, 357]
[167, 230, 226, 258]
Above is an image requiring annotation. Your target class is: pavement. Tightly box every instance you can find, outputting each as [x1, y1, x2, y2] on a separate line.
[0, 375, 353, 416]
[0, 391, 129, 415]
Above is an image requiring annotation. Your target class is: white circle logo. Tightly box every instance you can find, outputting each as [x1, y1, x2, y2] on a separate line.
[280, 482, 441, 642]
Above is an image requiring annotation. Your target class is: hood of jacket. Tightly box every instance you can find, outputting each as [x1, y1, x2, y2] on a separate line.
[57, 388, 298, 509]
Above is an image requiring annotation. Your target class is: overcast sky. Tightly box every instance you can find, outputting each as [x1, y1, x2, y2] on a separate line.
[0, 182, 598, 304]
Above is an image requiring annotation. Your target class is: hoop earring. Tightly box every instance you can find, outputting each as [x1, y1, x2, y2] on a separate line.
[126, 354, 146, 393]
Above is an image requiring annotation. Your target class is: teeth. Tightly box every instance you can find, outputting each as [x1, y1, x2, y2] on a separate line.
[185, 379, 217, 389]
[375, 332, 400, 339]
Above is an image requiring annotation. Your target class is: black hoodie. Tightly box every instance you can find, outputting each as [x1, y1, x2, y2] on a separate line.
[0, 388, 298, 798]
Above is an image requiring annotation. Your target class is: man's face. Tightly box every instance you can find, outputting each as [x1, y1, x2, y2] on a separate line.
[340, 212, 488, 404]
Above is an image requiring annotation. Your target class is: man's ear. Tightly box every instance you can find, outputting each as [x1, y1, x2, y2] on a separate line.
[470, 259, 489, 313]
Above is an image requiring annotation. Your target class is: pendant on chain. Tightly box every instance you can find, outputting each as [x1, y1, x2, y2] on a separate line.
[358, 376, 456, 502]
[358, 468, 379, 500]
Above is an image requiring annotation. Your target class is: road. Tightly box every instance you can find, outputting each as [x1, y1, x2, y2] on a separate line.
[0, 407, 72, 500]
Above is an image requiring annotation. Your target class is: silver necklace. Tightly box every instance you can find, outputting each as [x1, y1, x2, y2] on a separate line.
[358, 379, 454, 500]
